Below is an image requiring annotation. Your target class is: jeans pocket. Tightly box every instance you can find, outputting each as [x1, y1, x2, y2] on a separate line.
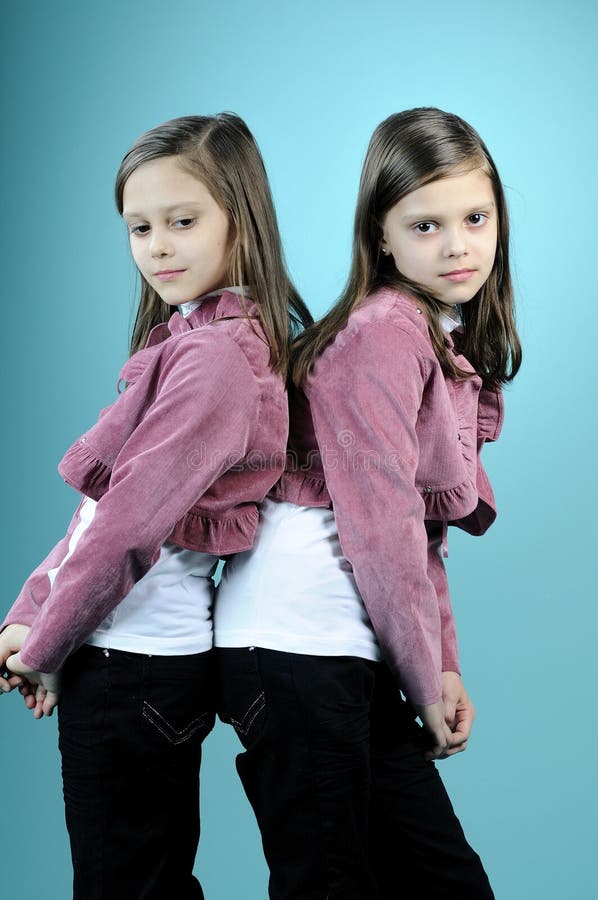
[141, 651, 216, 748]
[226, 690, 267, 748]
[142, 700, 213, 746]
[217, 649, 267, 749]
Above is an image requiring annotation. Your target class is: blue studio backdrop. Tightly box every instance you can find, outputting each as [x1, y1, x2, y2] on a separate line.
[1, 1, 596, 897]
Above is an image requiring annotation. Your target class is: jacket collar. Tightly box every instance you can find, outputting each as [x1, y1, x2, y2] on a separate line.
[145, 290, 255, 347]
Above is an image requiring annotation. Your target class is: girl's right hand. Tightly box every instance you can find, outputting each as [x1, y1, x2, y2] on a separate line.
[5, 652, 60, 718]
[0, 624, 30, 693]
[415, 699, 463, 760]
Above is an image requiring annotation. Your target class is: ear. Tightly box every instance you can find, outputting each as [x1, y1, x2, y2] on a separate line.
[379, 224, 390, 256]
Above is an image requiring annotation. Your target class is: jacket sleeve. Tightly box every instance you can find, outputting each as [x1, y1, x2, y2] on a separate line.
[18, 333, 261, 672]
[308, 322, 443, 706]
[426, 525, 460, 674]
[1, 501, 85, 630]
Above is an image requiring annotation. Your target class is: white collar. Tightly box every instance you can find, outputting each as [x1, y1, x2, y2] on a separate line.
[178, 285, 250, 319]
[439, 307, 462, 334]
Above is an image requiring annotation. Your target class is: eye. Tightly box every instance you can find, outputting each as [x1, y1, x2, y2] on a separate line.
[173, 217, 195, 229]
[467, 213, 488, 227]
[129, 224, 150, 236]
[414, 222, 438, 234]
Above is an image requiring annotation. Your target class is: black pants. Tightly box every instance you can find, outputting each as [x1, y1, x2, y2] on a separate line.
[58, 645, 216, 900]
[217, 647, 494, 900]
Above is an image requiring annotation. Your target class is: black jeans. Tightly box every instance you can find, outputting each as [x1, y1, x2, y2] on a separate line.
[58, 644, 216, 900]
[217, 647, 494, 900]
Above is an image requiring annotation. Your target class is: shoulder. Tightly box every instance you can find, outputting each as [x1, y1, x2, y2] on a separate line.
[310, 289, 434, 382]
[154, 327, 261, 401]
[207, 295, 273, 375]
[169, 304, 270, 375]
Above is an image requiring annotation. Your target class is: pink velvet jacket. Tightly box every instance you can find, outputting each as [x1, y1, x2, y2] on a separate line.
[271, 288, 503, 706]
[3, 291, 288, 672]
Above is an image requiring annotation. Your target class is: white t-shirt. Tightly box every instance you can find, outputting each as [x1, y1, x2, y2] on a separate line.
[50, 496, 218, 655]
[214, 497, 381, 660]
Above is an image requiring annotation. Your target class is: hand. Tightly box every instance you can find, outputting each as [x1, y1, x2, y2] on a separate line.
[0, 624, 30, 693]
[414, 699, 457, 761]
[441, 671, 475, 756]
[5, 652, 61, 718]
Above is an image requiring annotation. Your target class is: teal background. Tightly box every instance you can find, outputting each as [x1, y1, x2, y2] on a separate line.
[1, 1, 596, 897]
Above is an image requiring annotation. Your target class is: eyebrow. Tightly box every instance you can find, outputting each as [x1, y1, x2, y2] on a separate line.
[400, 199, 495, 222]
[122, 202, 203, 220]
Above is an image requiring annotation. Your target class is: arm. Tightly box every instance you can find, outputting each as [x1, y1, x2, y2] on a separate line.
[426, 523, 460, 674]
[308, 321, 443, 708]
[19, 333, 260, 673]
[1, 501, 86, 630]
[0, 504, 86, 708]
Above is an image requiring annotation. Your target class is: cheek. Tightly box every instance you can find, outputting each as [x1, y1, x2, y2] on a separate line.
[396, 242, 429, 275]
[129, 242, 144, 271]
[483, 231, 498, 267]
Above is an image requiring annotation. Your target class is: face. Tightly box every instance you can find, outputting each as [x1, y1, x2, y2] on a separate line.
[122, 156, 231, 306]
[380, 167, 498, 307]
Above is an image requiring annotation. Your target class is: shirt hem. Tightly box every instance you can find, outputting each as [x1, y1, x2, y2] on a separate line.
[213, 629, 381, 660]
[86, 632, 213, 656]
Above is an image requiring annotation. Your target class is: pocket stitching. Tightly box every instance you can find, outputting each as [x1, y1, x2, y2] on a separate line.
[143, 700, 209, 745]
[228, 690, 265, 736]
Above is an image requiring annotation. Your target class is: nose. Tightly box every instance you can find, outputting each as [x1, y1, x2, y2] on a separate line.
[442, 225, 468, 259]
[149, 227, 174, 259]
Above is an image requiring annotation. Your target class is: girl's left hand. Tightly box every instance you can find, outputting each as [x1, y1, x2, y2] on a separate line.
[5, 652, 61, 718]
[440, 671, 475, 756]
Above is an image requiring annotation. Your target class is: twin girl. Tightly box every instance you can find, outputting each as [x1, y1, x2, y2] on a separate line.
[1, 107, 520, 900]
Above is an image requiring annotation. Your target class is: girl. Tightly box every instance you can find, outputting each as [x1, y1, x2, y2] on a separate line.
[0, 112, 311, 899]
[215, 107, 521, 899]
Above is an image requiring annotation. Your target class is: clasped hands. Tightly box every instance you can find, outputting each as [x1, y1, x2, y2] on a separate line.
[0, 624, 60, 718]
[415, 671, 476, 761]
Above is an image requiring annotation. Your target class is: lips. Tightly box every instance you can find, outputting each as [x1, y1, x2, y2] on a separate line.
[154, 269, 186, 282]
[440, 269, 476, 283]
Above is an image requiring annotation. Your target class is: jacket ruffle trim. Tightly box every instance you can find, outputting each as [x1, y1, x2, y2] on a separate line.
[449, 465, 497, 536]
[57, 442, 260, 555]
[477, 386, 504, 442]
[420, 478, 479, 523]
[269, 471, 331, 508]
[167, 506, 259, 556]
[421, 476, 496, 536]
[58, 441, 111, 500]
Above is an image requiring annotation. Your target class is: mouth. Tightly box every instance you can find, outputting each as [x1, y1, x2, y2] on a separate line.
[439, 269, 477, 283]
[154, 269, 186, 282]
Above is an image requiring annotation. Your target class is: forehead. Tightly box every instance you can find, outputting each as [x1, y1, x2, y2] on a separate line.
[122, 156, 213, 215]
[397, 168, 495, 216]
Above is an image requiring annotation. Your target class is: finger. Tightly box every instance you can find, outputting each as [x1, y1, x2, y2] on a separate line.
[32, 684, 48, 719]
[42, 691, 60, 717]
[443, 699, 457, 729]
[443, 741, 468, 758]
[452, 709, 474, 742]
[23, 692, 37, 710]
[451, 721, 472, 743]
[424, 746, 450, 761]
[423, 734, 452, 760]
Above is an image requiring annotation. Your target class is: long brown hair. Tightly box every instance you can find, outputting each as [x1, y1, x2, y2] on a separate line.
[114, 113, 312, 374]
[293, 107, 521, 387]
